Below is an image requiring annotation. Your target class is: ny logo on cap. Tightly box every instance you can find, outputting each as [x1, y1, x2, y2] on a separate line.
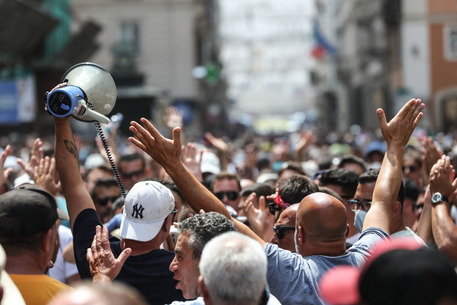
[132, 203, 145, 219]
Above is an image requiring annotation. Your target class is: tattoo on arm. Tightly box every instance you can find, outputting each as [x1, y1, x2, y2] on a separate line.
[64, 140, 78, 161]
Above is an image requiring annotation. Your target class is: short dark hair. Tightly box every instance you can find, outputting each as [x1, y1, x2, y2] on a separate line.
[117, 153, 146, 173]
[0, 226, 52, 257]
[178, 212, 237, 260]
[277, 162, 306, 177]
[211, 171, 241, 193]
[338, 154, 367, 173]
[278, 175, 318, 205]
[90, 178, 120, 199]
[359, 169, 405, 205]
[240, 183, 275, 206]
[403, 150, 423, 169]
[319, 168, 359, 198]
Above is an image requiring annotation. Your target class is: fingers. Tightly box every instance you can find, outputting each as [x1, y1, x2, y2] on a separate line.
[172, 127, 182, 151]
[246, 192, 257, 205]
[258, 196, 266, 212]
[376, 108, 388, 134]
[50, 83, 67, 92]
[117, 248, 132, 265]
[1, 145, 12, 168]
[128, 136, 147, 151]
[102, 226, 110, 250]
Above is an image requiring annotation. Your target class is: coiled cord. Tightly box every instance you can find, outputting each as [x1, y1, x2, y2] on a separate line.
[88, 102, 127, 198]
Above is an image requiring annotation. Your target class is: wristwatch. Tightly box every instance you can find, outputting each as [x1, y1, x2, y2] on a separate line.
[431, 192, 449, 205]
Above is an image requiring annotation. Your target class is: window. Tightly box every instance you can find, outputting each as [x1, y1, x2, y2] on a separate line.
[444, 25, 457, 61]
[118, 21, 140, 54]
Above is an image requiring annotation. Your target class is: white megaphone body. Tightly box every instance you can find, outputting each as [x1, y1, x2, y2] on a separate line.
[46, 63, 117, 124]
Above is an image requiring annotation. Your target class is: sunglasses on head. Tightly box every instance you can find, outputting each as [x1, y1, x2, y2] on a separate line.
[214, 191, 239, 201]
[273, 225, 295, 239]
[402, 165, 418, 173]
[268, 202, 282, 215]
[122, 169, 144, 179]
[96, 196, 119, 206]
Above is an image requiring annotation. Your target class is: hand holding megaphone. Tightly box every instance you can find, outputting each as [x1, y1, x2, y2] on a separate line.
[44, 63, 117, 125]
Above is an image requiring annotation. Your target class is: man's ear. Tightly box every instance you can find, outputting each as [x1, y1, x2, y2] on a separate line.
[162, 214, 173, 233]
[393, 201, 402, 217]
[345, 224, 351, 238]
[199, 276, 210, 302]
[42, 228, 54, 254]
[297, 225, 304, 246]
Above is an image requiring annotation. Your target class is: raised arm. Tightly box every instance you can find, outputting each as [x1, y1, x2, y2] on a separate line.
[53, 84, 96, 230]
[429, 155, 457, 261]
[128, 119, 266, 246]
[362, 99, 424, 233]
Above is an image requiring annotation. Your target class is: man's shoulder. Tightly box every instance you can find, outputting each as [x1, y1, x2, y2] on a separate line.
[11, 274, 70, 289]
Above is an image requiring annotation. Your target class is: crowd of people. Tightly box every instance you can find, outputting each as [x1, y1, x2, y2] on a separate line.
[0, 84, 457, 305]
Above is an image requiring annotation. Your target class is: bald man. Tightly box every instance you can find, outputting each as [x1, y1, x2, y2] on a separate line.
[127, 99, 424, 304]
[270, 204, 298, 253]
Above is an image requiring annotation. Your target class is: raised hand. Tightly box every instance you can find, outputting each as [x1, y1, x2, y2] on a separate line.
[33, 157, 61, 197]
[0, 145, 13, 188]
[17, 138, 43, 177]
[181, 143, 203, 181]
[163, 106, 183, 130]
[205, 132, 228, 153]
[429, 155, 457, 199]
[87, 226, 131, 282]
[129, 119, 182, 171]
[421, 137, 443, 176]
[294, 130, 315, 161]
[377, 99, 424, 148]
[245, 194, 274, 241]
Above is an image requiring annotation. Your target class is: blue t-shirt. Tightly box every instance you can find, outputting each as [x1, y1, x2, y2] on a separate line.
[73, 208, 185, 305]
[264, 227, 389, 305]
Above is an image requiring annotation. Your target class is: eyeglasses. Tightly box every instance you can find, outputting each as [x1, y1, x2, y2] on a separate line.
[122, 169, 145, 179]
[402, 165, 418, 173]
[273, 225, 295, 239]
[171, 209, 178, 222]
[348, 199, 372, 211]
[268, 202, 282, 215]
[96, 196, 119, 206]
[214, 191, 239, 201]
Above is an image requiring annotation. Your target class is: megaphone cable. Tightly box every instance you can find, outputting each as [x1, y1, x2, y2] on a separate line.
[89, 102, 127, 199]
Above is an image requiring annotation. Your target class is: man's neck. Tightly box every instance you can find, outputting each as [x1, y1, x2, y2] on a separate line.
[120, 238, 162, 255]
[5, 254, 46, 275]
[390, 217, 407, 235]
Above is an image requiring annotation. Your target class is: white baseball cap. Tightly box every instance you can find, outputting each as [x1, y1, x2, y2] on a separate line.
[201, 151, 221, 175]
[119, 181, 175, 242]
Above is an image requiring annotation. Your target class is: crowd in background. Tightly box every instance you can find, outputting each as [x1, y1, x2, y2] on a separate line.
[1, 99, 457, 305]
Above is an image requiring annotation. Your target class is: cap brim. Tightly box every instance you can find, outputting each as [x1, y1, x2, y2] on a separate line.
[57, 207, 69, 221]
[319, 266, 361, 305]
[119, 211, 165, 242]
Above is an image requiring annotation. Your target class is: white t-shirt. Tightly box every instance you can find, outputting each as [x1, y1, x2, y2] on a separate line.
[48, 225, 79, 284]
[391, 226, 427, 246]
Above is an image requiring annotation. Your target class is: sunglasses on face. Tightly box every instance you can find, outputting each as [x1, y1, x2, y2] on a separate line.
[122, 169, 145, 179]
[96, 196, 119, 206]
[273, 225, 295, 239]
[268, 202, 282, 215]
[214, 191, 239, 201]
[402, 165, 418, 173]
[171, 209, 178, 222]
[348, 199, 372, 211]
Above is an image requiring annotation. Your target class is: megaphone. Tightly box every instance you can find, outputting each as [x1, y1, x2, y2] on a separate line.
[45, 63, 117, 124]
